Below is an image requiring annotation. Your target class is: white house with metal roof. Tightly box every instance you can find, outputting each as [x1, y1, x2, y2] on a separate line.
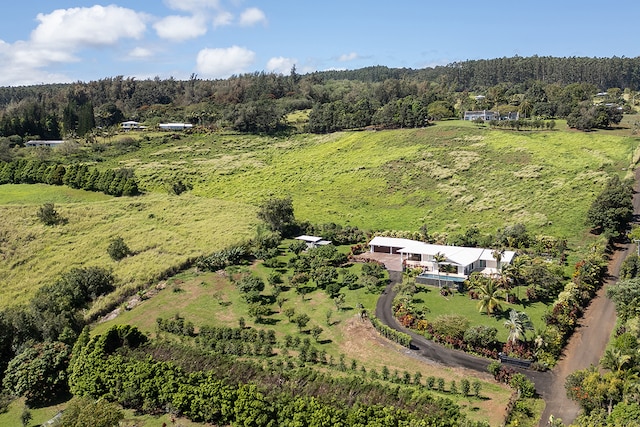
[295, 235, 332, 249]
[25, 140, 65, 148]
[121, 120, 144, 131]
[159, 123, 193, 131]
[368, 236, 515, 281]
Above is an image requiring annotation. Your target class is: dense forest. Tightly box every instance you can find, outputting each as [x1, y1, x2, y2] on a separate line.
[0, 56, 638, 142]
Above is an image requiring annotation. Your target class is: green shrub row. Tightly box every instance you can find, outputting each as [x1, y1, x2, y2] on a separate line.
[0, 158, 139, 196]
[369, 314, 412, 347]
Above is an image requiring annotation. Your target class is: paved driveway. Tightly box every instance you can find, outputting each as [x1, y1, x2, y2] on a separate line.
[353, 251, 403, 271]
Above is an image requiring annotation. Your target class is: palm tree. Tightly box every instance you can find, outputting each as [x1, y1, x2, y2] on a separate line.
[433, 252, 447, 288]
[601, 348, 632, 373]
[504, 310, 534, 343]
[501, 255, 528, 298]
[492, 248, 504, 273]
[519, 99, 533, 119]
[469, 273, 505, 316]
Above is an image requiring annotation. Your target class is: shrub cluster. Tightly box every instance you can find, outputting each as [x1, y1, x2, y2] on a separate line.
[156, 315, 195, 337]
[0, 158, 140, 196]
[369, 314, 411, 347]
[195, 244, 249, 271]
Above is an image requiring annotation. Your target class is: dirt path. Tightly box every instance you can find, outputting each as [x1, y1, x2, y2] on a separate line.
[538, 168, 640, 425]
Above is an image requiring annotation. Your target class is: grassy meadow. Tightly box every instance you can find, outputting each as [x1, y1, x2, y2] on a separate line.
[2, 121, 639, 318]
[2, 121, 639, 425]
[105, 121, 640, 244]
[0, 186, 256, 308]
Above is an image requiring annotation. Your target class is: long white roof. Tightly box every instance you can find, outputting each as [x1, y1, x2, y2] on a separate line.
[369, 236, 515, 267]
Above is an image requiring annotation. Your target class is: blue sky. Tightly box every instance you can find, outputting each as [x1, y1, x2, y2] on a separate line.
[0, 1, 638, 87]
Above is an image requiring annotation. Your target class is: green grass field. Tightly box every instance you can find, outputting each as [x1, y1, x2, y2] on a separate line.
[6, 124, 637, 309]
[1, 122, 636, 425]
[105, 123, 640, 244]
[0, 187, 256, 308]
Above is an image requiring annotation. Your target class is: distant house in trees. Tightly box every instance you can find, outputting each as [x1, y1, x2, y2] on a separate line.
[159, 123, 193, 131]
[463, 110, 519, 121]
[120, 121, 144, 131]
[25, 140, 65, 148]
[464, 110, 499, 121]
[295, 235, 333, 249]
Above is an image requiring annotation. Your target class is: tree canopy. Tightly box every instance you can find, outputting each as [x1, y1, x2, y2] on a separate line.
[586, 175, 634, 239]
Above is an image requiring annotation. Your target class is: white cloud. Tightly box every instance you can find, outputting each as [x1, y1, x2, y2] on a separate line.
[164, 0, 221, 13]
[338, 52, 359, 62]
[213, 11, 233, 28]
[196, 46, 255, 78]
[128, 47, 154, 59]
[0, 5, 147, 86]
[266, 57, 296, 75]
[0, 40, 72, 85]
[154, 15, 208, 41]
[239, 8, 267, 27]
[31, 5, 146, 49]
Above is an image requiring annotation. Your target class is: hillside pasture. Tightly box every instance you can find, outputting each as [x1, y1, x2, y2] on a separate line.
[0, 187, 256, 309]
[2, 124, 638, 311]
[102, 124, 639, 249]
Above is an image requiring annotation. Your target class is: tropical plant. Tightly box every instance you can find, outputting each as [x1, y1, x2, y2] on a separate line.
[468, 273, 505, 315]
[600, 348, 632, 373]
[504, 309, 534, 344]
[433, 252, 447, 288]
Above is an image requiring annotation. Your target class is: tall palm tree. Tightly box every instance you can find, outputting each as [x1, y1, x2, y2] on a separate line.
[433, 252, 447, 288]
[492, 248, 504, 273]
[501, 255, 527, 297]
[504, 309, 534, 343]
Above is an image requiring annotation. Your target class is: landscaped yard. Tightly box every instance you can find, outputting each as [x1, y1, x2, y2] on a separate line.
[411, 284, 549, 343]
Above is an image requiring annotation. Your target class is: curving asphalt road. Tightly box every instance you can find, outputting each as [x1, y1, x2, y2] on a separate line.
[375, 271, 550, 384]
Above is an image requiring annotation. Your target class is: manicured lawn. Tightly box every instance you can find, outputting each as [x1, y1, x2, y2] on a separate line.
[413, 284, 549, 342]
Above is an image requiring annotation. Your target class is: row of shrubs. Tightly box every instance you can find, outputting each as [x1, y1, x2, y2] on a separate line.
[0, 158, 140, 196]
[67, 325, 487, 426]
[369, 314, 412, 347]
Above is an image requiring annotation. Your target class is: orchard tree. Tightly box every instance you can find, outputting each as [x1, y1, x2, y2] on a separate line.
[257, 197, 296, 236]
[2, 341, 71, 404]
[293, 313, 310, 332]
